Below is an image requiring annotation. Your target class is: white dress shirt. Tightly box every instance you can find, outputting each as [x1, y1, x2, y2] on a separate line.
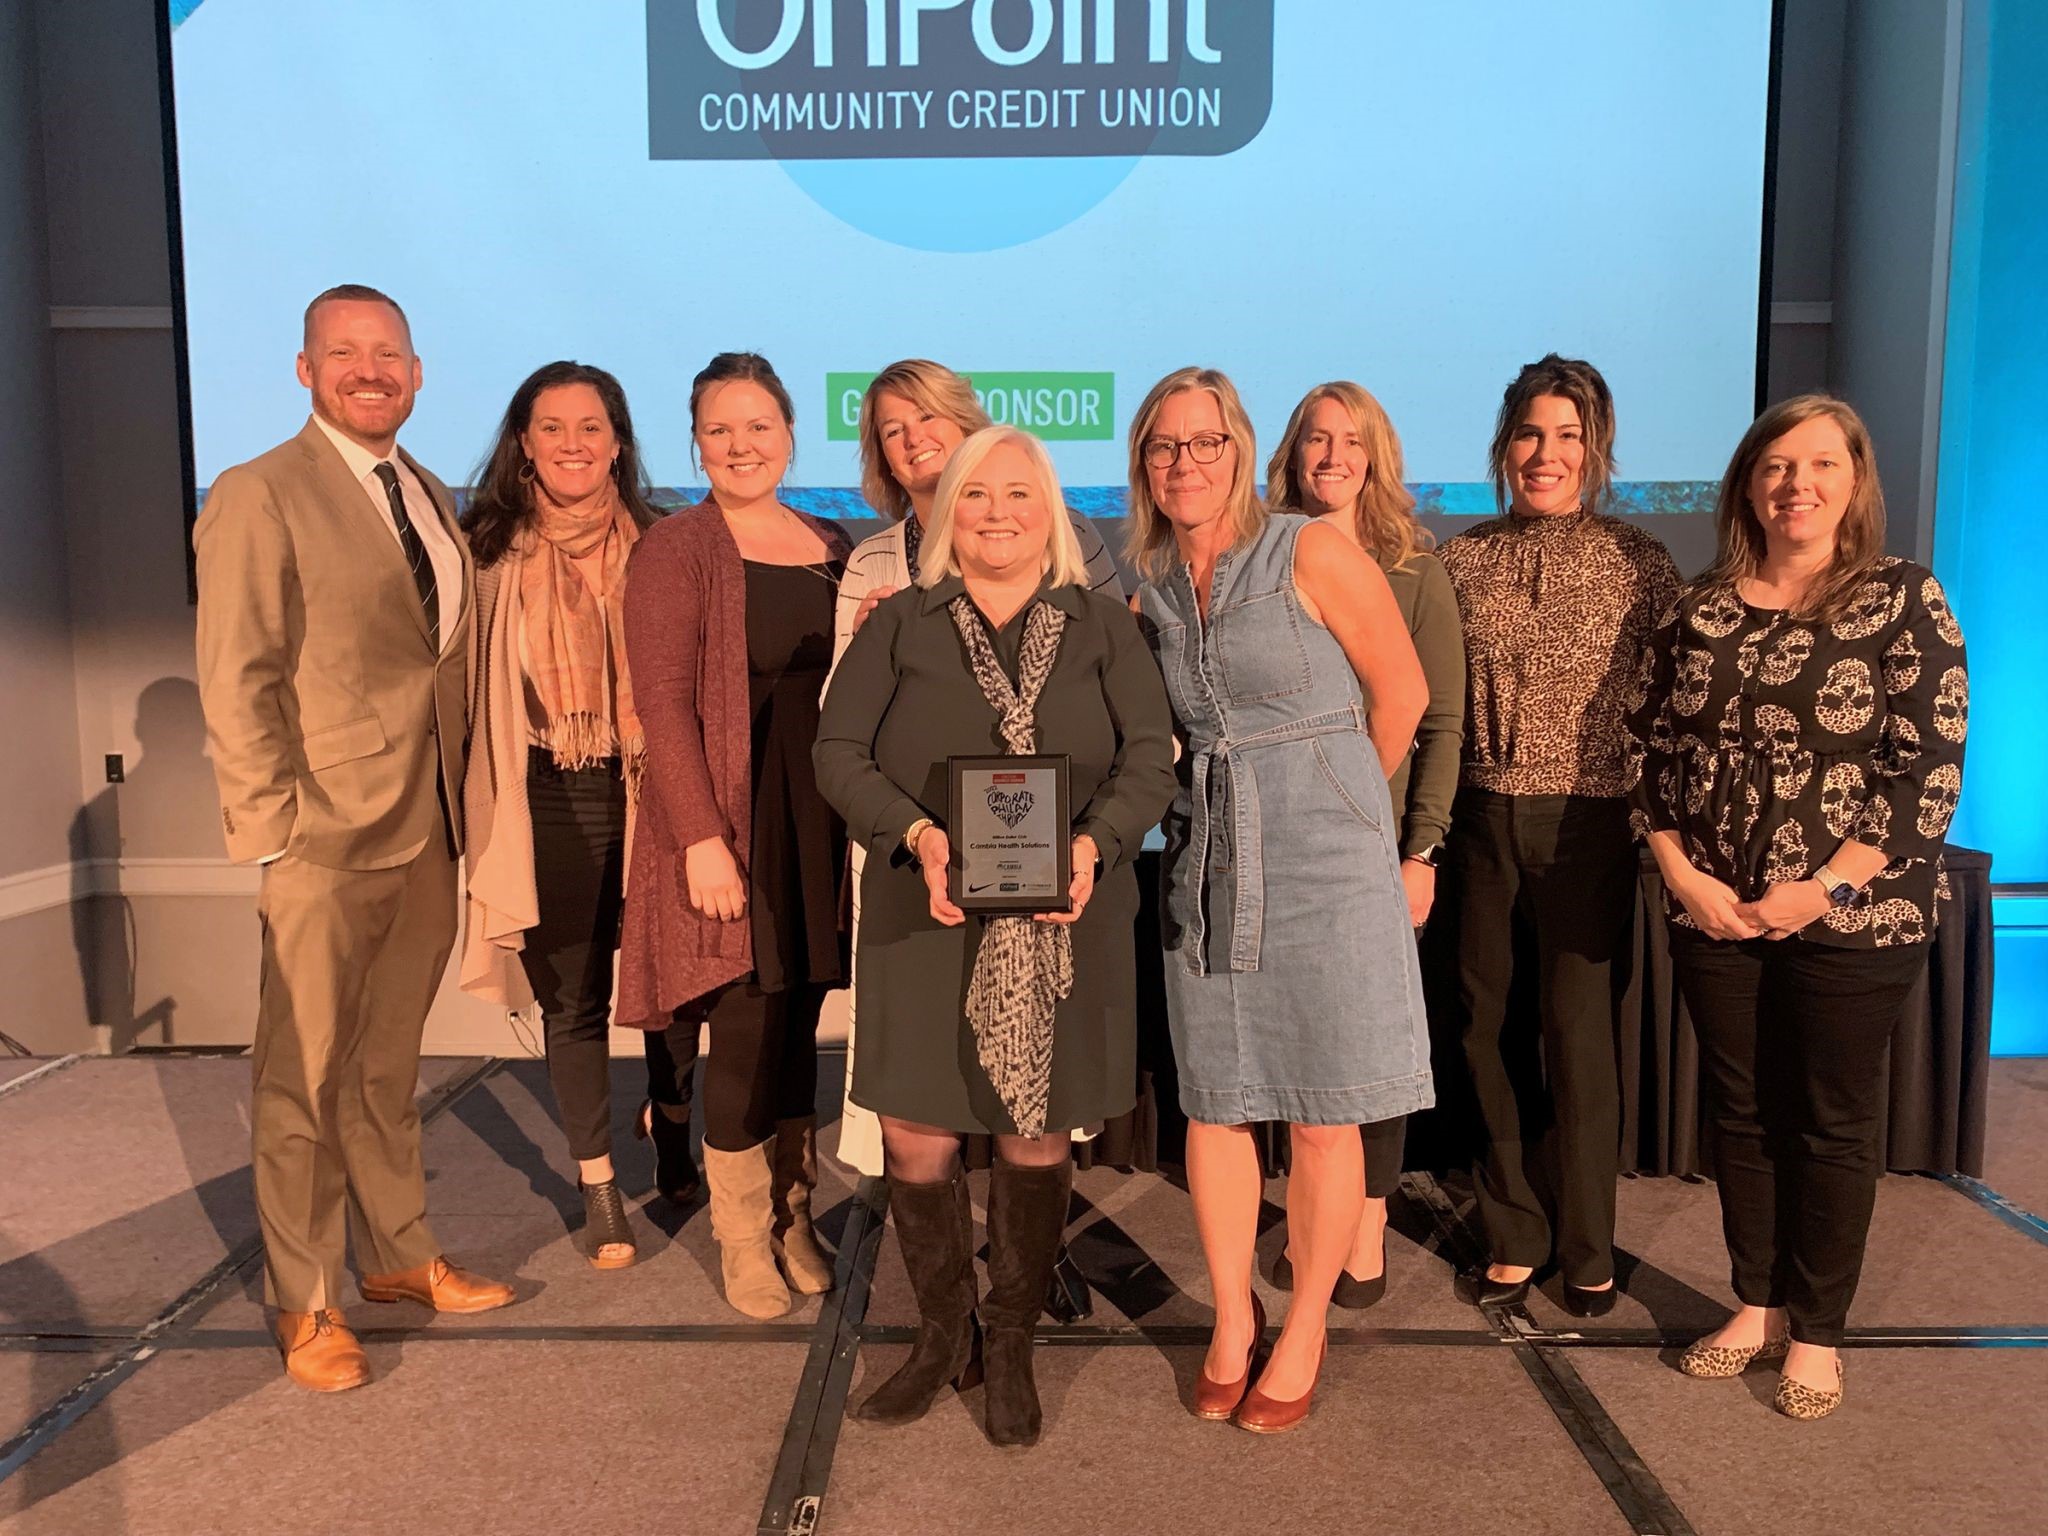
[310, 413, 463, 649]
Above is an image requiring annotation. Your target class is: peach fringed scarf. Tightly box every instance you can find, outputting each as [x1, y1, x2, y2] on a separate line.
[518, 487, 644, 795]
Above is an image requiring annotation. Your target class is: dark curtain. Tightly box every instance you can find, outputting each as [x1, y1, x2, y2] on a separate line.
[1078, 846, 1992, 1180]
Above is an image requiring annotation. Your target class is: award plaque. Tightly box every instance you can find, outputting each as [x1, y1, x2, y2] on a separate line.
[947, 754, 1072, 915]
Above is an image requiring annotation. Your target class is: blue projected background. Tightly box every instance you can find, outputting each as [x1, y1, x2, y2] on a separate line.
[1939, 0, 2048, 1054]
[167, 1, 1772, 511]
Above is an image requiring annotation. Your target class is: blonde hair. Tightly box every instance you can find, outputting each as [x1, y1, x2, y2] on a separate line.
[917, 426, 1088, 590]
[1488, 353, 1617, 516]
[1697, 394, 1888, 623]
[1124, 367, 1265, 582]
[1266, 381, 1430, 570]
[856, 359, 992, 522]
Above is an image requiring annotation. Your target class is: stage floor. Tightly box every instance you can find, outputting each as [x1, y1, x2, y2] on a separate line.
[3, 1051, 2045, 1535]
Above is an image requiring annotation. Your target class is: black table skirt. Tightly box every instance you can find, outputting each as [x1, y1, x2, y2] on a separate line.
[995, 846, 1993, 1180]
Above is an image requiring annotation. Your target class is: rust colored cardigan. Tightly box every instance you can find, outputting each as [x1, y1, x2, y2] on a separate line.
[616, 501, 852, 1028]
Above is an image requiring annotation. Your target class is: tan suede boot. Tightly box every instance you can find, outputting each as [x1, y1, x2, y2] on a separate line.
[701, 1139, 792, 1319]
[771, 1116, 837, 1295]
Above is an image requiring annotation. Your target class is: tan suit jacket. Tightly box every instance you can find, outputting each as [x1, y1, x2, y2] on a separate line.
[195, 419, 473, 870]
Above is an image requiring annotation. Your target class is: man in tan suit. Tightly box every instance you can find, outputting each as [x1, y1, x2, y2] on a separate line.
[195, 285, 515, 1392]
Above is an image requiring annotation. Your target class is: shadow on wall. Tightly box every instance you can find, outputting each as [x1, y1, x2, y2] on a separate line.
[66, 677, 221, 1052]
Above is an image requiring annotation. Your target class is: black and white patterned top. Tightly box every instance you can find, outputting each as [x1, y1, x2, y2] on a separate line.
[1624, 556, 1968, 948]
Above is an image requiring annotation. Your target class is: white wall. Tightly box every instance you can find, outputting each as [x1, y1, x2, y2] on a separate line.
[0, 0, 89, 1050]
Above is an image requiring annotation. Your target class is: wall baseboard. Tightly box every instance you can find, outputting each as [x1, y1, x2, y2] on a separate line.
[0, 856, 258, 921]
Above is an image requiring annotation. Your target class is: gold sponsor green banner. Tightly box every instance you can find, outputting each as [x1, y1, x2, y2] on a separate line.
[826, 372, 1114, 441]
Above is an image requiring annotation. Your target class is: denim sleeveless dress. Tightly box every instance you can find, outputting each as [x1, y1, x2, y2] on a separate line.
[1138, 514, 1434, 1126]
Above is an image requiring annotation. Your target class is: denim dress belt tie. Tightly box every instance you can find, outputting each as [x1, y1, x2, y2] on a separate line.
[1183, 702, 1367, 977]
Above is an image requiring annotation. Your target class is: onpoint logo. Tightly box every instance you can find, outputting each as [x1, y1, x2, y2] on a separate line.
[648, 1, 1275, 161]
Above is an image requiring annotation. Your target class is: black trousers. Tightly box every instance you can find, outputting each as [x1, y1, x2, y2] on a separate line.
[1358, 923, 1427, 1198]
[645, 979, 827, 1153]
[1444, 788, 1635, 1287]
[1672, 929, 1930, 1346]
[1362, 1115, 1405, 1200]
[519, 758, 627, 1163]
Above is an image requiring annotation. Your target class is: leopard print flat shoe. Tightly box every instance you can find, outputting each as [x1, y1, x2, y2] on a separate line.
[1774, 1357, 1844, 1420]
[1678, 1332, 1790, 1379]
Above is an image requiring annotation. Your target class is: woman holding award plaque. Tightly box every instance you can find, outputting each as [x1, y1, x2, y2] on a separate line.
[829, 363, 1120, 1212]
[815, 425, 1174, 1447]
[1129, 367, 1434, 1433]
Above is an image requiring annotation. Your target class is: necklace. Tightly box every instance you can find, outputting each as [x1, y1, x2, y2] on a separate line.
[742, 556, 842, 590]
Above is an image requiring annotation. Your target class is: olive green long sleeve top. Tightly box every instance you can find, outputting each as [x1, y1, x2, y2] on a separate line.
[1383, 550, 1467, 860]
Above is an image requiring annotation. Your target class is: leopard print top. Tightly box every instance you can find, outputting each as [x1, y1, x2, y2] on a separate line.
[1439, 510, 1681, 797]
[1624, 556, 1968, 948]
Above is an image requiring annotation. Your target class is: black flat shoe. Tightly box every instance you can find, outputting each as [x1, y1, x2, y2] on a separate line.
[1460, 1270, 1532, 1308]
[1333, 1256, 1388, 1311]
[1271, 1248, 1294, 1293]
[1271, 1243, 1387, 1309]
[1561, 1282, 1619, 1318]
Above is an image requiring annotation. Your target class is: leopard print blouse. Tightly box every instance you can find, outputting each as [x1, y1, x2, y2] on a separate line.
[1624, 557, 1968, 948]
[1439, 510, 1681, 797]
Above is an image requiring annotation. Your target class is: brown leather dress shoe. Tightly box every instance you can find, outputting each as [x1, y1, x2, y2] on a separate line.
[359, 1256, 515, 1314]
[276, 1309, 370, 1393]
[1192, 1292, 1266, 1420]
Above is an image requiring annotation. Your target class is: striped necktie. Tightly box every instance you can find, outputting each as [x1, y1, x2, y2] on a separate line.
[372, 461, 439, 652]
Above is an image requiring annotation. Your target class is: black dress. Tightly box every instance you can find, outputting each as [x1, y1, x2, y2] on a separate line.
[743, 559, 849, 991]
[813, 578, 1178, 1134]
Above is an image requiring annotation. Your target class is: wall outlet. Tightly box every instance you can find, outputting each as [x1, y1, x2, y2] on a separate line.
[105, 754, 124, 783]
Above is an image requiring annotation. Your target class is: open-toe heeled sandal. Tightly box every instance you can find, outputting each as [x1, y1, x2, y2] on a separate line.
[579, 1179, 638, 1271]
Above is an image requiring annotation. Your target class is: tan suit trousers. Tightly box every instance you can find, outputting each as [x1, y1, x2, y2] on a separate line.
[253, 839, 456, 1309]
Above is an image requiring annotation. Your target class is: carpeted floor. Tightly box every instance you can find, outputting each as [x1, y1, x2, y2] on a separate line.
[2, 1052, 2044, 1536]
[1984, 1056, 2048, 1220]
[1569, 1347, 2048, 1534]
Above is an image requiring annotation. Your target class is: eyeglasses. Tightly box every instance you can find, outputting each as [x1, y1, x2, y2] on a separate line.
[1141, 432, 1231, 469]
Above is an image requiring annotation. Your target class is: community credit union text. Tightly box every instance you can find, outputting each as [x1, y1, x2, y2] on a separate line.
[696, 84, 1223, 135]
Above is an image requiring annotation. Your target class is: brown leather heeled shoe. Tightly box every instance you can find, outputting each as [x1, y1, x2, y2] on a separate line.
[359, 1256, 515, 1314]
[1192, 1292, 1267, 1421]
[1235, 1337, 1327, 1435]
[276, 1308, 370, 1393]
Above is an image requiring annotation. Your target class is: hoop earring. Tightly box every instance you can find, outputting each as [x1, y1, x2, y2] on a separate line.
[518, 460, 537, 484]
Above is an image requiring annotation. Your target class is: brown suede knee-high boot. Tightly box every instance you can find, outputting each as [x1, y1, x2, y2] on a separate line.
[852, 1170, 983, 1424]
[980, 1159, 1072, 1448]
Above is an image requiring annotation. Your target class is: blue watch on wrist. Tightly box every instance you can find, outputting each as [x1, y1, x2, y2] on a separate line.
[1813, 862, 1859, 908]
